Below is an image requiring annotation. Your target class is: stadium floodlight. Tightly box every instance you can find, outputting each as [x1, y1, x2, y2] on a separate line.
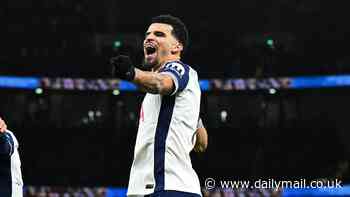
[113, 89, 120, 96]
[35, 88, 43, 94]
[266, 39, 274, 47]
[269, 88, 276, 94]
[114, 41, 122, 48]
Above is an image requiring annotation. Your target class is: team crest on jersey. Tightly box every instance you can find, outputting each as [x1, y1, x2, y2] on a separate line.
[165, 62, 185, 77]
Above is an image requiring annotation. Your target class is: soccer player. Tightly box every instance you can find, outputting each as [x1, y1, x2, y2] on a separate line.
[111, 15, 206, 196]
[0, 117, 23, 197]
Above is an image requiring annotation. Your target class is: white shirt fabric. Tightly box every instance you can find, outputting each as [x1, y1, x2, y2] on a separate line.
[127, 61, 202, 196]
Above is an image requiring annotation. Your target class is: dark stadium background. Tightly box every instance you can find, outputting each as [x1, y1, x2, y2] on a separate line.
[1, 0, 350, 196]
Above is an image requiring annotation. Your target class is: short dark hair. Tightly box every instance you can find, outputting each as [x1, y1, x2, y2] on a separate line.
[151, 15, 189, 54]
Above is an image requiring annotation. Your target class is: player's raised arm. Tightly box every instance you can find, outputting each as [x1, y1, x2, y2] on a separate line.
[110, 55, 175, 95]
[110, 17, 189, 96]
[134, 60, 189, 95]
[134, 68, 174, 95]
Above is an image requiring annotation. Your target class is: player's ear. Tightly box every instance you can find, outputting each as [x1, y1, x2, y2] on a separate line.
[171, 42, 183, 55]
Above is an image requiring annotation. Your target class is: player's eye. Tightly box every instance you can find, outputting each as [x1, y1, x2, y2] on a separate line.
[154, 31, 165, 37]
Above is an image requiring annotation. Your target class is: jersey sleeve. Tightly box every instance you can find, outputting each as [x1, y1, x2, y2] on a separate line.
[159, 61, 189, 95]
[197, 117, 204, 129]
[0, 132, 14, 157]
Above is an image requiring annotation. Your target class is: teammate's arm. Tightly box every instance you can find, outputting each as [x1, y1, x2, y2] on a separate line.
[133, 68, 174, 95]
[193, 118, 208, 153]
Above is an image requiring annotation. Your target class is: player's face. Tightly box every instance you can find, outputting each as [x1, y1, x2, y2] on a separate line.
[143, 23, 181, 68]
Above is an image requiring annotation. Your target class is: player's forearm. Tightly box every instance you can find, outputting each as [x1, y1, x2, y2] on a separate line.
[194, 127, 208, 153]
[133, 68, 172, 95]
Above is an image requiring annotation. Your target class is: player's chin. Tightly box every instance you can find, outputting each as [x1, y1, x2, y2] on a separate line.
[142, 58, 156, 70]
[145, 56, 157, 66]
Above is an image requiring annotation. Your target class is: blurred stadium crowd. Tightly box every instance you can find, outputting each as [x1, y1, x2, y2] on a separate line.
[23, 186, 282, 197]
[0, 89, 347, 187]
[202, 188, 281, 197]
[24, 186, 107, 197]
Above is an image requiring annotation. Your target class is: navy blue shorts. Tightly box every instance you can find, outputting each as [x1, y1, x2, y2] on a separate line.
[145, 190, 201, 197]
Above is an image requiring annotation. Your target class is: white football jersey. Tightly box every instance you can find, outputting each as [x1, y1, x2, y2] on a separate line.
[0, 130, 23, 197]
[127, 61, 202, 196]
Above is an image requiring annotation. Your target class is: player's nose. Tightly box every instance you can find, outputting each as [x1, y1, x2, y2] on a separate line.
[145, 33, 156, 42]
[145, 38, 154, 44]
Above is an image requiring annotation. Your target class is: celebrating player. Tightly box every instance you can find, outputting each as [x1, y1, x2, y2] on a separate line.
[111, 15, 207, 197]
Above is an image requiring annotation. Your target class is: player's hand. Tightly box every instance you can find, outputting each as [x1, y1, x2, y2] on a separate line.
[110, 55, 136, 81]
[0, 117, 7, 133]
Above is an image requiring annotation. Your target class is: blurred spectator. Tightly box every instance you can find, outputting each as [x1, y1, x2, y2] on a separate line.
[201, 188, 283, 197]
[23, 186, 107, 197]
[221, 188, 235, 197]
[209, 189, 222, 197]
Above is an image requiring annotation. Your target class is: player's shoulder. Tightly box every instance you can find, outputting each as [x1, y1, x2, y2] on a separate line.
[162, 60, 197, 76]
[5, 130, 15, 138]
[0, 130, 12, 138]
[162, 60, 187, 75]
[4, 130, 19, 145]
[5, 130, 13, 135]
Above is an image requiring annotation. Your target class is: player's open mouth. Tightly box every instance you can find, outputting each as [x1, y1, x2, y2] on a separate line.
[145, 46, 157, 55]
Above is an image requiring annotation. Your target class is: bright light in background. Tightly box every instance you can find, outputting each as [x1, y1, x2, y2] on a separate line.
[114, 41, 122, 48]
[82, 118, 88, 124]
[113, 89, 120, 95]
[269, 88, 276, 94]
[266, 39, 274, 47]
[220, 110, 228, 122]
[88, 110, 94, 118]
[35, 88, 43, 94]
